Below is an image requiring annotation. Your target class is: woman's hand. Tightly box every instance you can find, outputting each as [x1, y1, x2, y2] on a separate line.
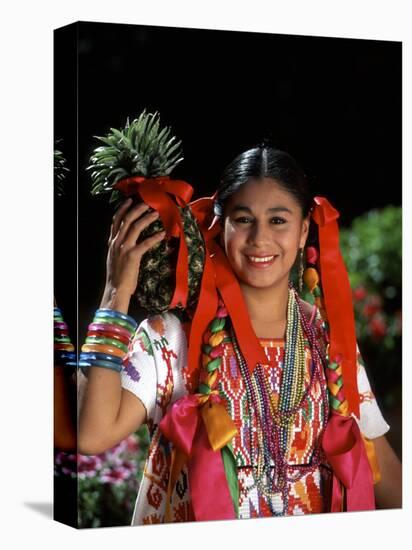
[100, 198, 165, 312]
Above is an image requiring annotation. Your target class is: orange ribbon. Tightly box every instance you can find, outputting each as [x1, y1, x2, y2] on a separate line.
[200, 398, 238, 450]
[114, 176, 194, 309]
[361, 434, 381, 484]
[312, 196, 360, 419]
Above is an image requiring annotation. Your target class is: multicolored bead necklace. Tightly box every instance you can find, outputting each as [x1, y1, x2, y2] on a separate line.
[198, 283, 330, 516]
[231, 286, 330, 514]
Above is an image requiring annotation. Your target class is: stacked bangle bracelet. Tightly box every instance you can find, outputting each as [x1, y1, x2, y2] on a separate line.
[80, 308, 137, 373]
[54, 307, 76, 367]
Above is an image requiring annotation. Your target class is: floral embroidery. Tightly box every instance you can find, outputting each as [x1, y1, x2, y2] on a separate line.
[360, 390, 375, 404]
[123, 311, 388, 525]
[148, 315, 166, 336]
[135, 329, 154, 356]
[123, 357, 140, 382]
[142, 513, 162, 524]
[147, 482, 163, 509]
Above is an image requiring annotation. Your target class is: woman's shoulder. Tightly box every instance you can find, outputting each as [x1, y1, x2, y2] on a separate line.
[139, 310, 188, 343]
[128, 310, 188, 359]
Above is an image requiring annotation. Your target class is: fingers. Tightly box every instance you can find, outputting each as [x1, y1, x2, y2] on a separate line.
[112, 201, 151, 247]
[133, 229, 166, 257]
[110, 198, 133, 240]
[122, 209, 161, 250]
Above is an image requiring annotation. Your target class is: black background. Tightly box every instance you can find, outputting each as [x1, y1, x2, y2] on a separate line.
[54, 20, 401, 364]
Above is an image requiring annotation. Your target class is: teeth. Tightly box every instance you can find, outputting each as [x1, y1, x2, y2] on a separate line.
[248, 256, 274, 263]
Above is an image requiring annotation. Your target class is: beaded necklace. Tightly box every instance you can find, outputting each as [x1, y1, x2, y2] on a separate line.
[199, 284, 330, 516]
[229, 286, 330, 514]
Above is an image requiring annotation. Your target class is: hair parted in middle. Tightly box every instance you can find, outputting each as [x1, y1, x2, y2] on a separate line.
[213, 144, 313, 220]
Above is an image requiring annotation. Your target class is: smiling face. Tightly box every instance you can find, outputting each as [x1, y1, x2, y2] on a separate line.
[222, 177, 310, 293]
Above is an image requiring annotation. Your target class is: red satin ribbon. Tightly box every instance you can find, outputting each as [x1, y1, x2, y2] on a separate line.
[114, 176, 193, 309]
[312, 196, 360, 419]
[186, 196, 220, 386]
[159, 393, 236, 521]
[209, 241, 268, 372]
[322, 413, 375, 512]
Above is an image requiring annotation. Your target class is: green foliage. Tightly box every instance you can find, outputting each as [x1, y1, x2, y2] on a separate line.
[87, 110, 184, 206]
[339, 206, 401, 299]
[339, 206, 402, 350]
[54, 147, 69, 196]
[339, 206, 402, 408]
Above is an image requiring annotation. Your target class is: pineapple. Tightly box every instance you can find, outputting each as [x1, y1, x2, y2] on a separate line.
[87, 110, 205, 315]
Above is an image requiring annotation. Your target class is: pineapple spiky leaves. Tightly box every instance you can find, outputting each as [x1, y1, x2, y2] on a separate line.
[87, 110, 205, 315]
[88, 110, 184, 207]
[54, 147, 69, 196]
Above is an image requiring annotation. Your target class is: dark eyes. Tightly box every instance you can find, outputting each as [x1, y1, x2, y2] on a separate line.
[234, 216, 286, 225]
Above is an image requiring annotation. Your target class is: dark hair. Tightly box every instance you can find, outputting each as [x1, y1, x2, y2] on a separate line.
[214, 146, 312, 218]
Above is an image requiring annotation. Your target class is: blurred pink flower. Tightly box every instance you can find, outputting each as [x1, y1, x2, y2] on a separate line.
[96, 439, 128, 462]
[369, 316, 387, 339]
[353, 286, 367, 302]
[55, 451, 76, 465]
[55, 452, 77, 476]
[121, 459, 138, 475]
[111, 439, 128, 455]
[125, 434, 140, 454]
[362, 295, 382, 318]
[99, 463, 135, 485]
[78, 454, 103, 479]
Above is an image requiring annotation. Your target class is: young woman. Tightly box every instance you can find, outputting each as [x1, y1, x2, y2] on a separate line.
[79, 145, 401, 523]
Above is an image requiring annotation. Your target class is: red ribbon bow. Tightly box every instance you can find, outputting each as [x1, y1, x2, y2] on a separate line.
[114, 176, 194, 309]
[322, 413, 375, 511]
[159, 394, 236, 521]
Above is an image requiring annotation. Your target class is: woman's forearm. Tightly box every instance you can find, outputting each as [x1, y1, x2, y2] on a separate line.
[79, 286, 133, 454]
[78, 367, 122, 455]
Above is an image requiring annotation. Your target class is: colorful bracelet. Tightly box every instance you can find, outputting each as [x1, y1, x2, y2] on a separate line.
[85, 334, 129, 351]
[88, 322, 132, 339]
[81, 343, 125, 358]
[79, 359, 123, 373]
[79, 351, 123, 365]
[54, 306, 76, 367]
[80, 308, 137, 374]
[87, 326, 131, 344]
[94, 309, 137, 332]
